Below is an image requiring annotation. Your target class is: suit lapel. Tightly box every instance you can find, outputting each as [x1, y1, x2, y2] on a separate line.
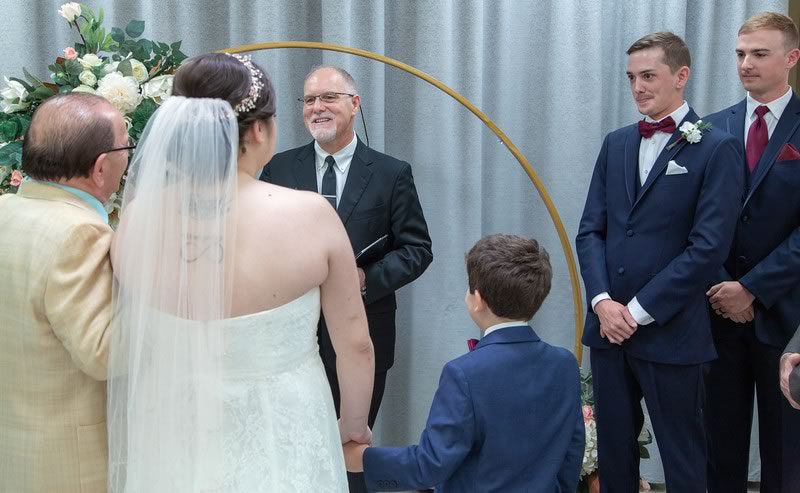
[746, 93, 800, 204]
[623, 126, 639, 206]
[634, 109, 698, 207]
[336, 138, 373, 224]
[292, 142, 318, 192]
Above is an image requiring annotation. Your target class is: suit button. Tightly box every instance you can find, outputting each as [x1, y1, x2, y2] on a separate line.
[618, 267, 625, 275]
[626, 229, 634, 237]
[742, 215, 749, 223]
[737, 255, 748, 263]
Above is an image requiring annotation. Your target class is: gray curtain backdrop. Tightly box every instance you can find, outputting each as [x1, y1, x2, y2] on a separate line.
[2, 0, 786, 483]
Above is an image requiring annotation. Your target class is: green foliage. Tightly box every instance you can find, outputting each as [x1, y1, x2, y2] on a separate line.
[0, 3, 187, 197]
[0, 141, 23, 170]
[129, 98, 158, 142]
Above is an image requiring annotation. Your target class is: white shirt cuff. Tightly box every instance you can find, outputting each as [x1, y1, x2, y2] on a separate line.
[627, 297, 654, 325]
[591, 292, 611, 312]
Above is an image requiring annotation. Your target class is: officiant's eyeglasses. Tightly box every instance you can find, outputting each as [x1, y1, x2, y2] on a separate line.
[298, 92, 356, 106]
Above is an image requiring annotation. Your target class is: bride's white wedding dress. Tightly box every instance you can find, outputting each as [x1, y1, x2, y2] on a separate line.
[114, 288, 347, 492]
[219, 287, 347, 492]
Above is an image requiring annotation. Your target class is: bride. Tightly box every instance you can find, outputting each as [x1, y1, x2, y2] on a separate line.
[107, 53, 374, 492]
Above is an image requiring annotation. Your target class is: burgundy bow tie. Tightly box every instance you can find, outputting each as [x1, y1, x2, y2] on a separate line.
[467, 338, 479, 351]
[638, 117, 676, 138]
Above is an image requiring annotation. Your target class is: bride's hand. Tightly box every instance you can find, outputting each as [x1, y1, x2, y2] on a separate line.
[338, 418, 372, 444]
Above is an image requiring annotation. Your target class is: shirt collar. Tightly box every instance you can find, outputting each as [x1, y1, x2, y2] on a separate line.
[483, 320, 529, 337]
[746, 86, 793, 121]
[43, 180, 109, 224]
[315, 133, 357, 172]
[644, 100, 690, 126]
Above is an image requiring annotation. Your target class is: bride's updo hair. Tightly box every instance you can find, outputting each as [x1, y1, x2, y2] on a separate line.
[172, 53, 276, 148]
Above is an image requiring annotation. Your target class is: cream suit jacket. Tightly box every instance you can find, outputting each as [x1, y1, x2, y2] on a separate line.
[0, 180, 113, 493]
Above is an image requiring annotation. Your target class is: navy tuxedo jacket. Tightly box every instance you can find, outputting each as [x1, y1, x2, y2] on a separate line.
[576, 108, 745, 364]
[706, 94, 800, 348]
[261, 139, 432, 371]
[363, 325, 584, 492]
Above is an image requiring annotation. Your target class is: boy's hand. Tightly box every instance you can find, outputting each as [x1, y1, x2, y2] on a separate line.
[343, 441, 369, 472]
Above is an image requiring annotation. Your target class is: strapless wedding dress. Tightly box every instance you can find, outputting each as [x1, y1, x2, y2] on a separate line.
[113, 288, 347, 492]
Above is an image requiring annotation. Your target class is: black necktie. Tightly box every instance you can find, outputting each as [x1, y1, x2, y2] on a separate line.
[322, 155, 337, 209]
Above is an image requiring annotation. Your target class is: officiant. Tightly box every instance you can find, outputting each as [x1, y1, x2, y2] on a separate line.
[260, 64, 432, 490]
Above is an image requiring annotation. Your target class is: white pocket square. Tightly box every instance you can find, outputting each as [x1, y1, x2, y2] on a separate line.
[665, 160, 688, 175]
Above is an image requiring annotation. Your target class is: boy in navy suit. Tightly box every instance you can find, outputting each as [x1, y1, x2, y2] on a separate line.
[342, 234, 584, 492]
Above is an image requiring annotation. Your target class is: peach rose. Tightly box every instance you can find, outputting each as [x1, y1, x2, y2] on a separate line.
[10, 170, 23, 187]
[582, 405, 594, 423]
[63, 47, 78, 60]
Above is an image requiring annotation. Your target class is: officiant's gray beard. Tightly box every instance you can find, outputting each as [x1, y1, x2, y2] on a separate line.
[310, 125, 337, 144]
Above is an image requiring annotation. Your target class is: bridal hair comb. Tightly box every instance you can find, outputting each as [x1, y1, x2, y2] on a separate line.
[225, 53, 264, 116]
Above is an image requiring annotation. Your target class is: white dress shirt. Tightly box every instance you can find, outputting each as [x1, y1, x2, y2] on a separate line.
[590, 102, 691, 326]
[314, 132, 358, 207]
[745, 86, 792, 144]
[482, 320, 530, 337]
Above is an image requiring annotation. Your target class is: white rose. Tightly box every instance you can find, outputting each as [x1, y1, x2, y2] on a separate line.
[79, 70, 97, 87]
[685, 129, 702, 144]
[71, 85, 96, 94]
[0, 77, 30, 114]
[103, 61, 120, 75]
[678, 121, 695, 134]
[128, 59, 149, 83]
[141, 74, 174, 104]
[78, 53, 103, 69]
[57, 2, 81, 22]
[95, 72, 142, 114]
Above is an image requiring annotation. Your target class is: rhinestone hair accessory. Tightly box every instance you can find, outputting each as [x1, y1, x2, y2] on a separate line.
[225, 53, 263, 116]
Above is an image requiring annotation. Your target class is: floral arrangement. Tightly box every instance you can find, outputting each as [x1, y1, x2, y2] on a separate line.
[0, 2, 187, 219]
[579, 367, 654, 492]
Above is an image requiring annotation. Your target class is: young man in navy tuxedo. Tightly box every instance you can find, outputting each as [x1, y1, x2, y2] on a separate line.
[703, 12, 800, 492]
[342, 234, 584, 492]
[576, 32, 744, 492]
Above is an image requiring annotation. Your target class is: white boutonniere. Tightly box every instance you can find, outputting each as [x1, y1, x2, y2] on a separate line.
[666, 120, 712, 150]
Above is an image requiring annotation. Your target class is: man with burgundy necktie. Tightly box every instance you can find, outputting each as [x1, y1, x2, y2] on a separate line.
[703, 12, 800, 493]
[576, 32, 744, 492]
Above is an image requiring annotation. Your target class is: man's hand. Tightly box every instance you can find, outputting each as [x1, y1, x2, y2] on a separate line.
[595, 299, 638, 344]
[343, 441, 369, 473]
[779, 353, 800, 410]
[707, 281, 755, 316]
[723, 305, 754, 324]
[357, 268, 366, 290]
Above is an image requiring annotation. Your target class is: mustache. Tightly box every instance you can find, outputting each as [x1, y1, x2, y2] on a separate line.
[310, 111, 335, 120]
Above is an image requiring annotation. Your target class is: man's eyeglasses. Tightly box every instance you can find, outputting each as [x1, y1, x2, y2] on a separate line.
[94, 144, 136, 162]
[298, 92, 356, 106]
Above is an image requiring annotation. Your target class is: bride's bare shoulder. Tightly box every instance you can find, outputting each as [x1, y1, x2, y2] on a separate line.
[244, 181, 333, 219]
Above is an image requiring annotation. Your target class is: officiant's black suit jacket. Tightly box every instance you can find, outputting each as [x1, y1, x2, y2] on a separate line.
[260, 138, 432, 375]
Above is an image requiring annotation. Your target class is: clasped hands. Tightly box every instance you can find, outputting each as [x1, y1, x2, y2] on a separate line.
[779, 353, 800, 410]
[339, 419, 371, 473]
[595, 299, 637, 345]
[706, 281, 755, 323]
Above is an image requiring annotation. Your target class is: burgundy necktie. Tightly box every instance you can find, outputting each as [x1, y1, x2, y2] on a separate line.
[746, 105, 770, 173]
[467, 338, 479, 351]
[637, 116, 676, 138]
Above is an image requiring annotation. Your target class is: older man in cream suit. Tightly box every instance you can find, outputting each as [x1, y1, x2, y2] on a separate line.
[0, 93, 129, 492]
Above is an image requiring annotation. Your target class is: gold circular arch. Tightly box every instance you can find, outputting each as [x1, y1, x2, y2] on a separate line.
[222, 41, 585, 361]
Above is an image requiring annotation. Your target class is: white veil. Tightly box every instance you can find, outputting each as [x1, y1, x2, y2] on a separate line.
[107, 96, 239, 492]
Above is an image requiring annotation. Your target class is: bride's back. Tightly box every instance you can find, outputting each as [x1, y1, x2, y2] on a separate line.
[231, 178, 335, 316]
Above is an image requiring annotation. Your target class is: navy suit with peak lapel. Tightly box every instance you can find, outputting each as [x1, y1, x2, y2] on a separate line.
[261, 137, 432, 422]
[576, 107, 744, 492]
[362, 325, 584, 493]
[704, 94, 800, 493]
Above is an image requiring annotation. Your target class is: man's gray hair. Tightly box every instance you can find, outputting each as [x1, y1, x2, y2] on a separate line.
[305, 65, 358, 94]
